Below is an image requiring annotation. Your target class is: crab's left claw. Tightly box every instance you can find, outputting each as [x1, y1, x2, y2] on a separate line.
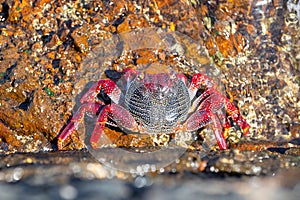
[211, 115, 228, 150]
[185, 109, 228, 150]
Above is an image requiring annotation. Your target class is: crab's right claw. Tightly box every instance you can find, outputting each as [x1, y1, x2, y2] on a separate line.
[80, 80, 121, 104]
[89, 103, 138, 149]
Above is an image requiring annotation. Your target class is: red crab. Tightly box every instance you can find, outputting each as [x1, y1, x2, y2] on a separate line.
[58, 68, 250, 150]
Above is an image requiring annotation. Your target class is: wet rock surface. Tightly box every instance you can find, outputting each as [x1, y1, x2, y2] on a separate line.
[0, 149, 299, 199]
[0, 0, 300, 199]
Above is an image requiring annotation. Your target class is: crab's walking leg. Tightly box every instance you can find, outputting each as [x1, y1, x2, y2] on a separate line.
[90, 103, 138, 149]
[81, 68, 139, 105]
[58, 103, 101, 150]
[90, 105, 109, 149]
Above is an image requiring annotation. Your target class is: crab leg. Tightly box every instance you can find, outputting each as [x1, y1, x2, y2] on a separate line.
[89, 105, 109, 149]
[58, 103, 101, 150]
[81, 68, 139, 105]
[90, 103, 138, 149]
[191, 88, 246, 132]
[80, 80, 121, 104]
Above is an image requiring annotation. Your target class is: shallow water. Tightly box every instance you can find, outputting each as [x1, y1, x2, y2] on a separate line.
[1, 166, 299, 200]
[0, 150, 299, 200]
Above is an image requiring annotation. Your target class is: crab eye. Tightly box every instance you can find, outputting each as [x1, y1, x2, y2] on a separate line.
[136, 72, 145, 81]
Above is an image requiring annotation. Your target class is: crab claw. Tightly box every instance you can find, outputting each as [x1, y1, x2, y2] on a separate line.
[211, 116, 228, 150]
[80, 80, 121, 104]
[185, 106, 228, 150]
[89, 103, 138, 149]
[225, 99, 250, 136]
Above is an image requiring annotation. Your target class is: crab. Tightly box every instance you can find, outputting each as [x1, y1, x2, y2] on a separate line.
[57, 67, 250, 150]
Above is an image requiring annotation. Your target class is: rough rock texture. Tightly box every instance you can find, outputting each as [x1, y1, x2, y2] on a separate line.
[0, 0, 299, 152]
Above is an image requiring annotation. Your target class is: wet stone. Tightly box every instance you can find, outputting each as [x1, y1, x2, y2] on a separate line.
[0, 149, 299, 199]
